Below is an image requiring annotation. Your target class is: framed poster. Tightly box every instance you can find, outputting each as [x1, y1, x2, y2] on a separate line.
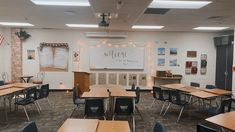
[187, 51, 197, 57]
[157, 48, 165, 55]
[170, 48, 177, 55]
[157, 58, 165, 66]
[27, 50, 35, 60]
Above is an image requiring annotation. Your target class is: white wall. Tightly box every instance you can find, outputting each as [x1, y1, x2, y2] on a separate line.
[0, 28, 218, 89]
[0, 28, 11, 80]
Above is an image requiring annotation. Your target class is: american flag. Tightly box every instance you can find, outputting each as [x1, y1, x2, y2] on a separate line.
[0, 33, 4, 45]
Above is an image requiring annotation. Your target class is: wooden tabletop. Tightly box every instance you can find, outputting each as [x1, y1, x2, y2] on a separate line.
[190, 91, 218, 99]
[160, 83, 186, 90]
[97, 120, 130, 132]
[57, 119, 99, 132]
[111, 91, 136, 97]
[202, 88, 232, 95]
[180, 86, 202, 93]
[0, 87, 28, 96]
[81, 90, 109, 98]
[206, 111, 235, 131]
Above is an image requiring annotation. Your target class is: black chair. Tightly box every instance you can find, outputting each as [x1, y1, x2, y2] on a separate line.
[131, 84, 135, 91]
[85, 99, 106, 119]
[151, 87, 169, 115]
[153, 122, 165, 132]
[206, 85, 216, 89]
[197, 123, 219, 132]
[208, 98, 232, 115]
[15, 88, 40, 121]
[70, 87, 85, 117]
[112, 98, 135, 132]
[0, 80, 4, 86]
[135, 87, 143, 119]
[36, 84, 51, 110]
[20, 121, 38, 132]
[163, 90, 189, 122]
[190, 82, 200, 87]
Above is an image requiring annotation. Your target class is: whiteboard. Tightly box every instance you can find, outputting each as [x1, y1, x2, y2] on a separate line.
[89, 46, 145, 69]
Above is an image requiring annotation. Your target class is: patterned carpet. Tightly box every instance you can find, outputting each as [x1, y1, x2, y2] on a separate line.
[0, 91, 219, 132]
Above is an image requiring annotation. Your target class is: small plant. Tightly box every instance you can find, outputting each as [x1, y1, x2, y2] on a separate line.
[15, 29, 31, 41]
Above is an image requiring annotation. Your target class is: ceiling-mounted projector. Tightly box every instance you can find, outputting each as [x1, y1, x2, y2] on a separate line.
[98, 13, 110, 27]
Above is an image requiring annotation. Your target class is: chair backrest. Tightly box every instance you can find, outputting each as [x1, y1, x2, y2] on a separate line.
[131, 84, 135, 91]
[190, 82, 200, 87]
[152, 87, 165, 101]
[219, 98, 232, 113]
[38, 84, 49, 99]
[205, 85, 216, 89]
[85, 99, 105, 117]
[169, 90, 182, 105]
[153, 122, 165, 132]
[135, 87, 140, 104]
[197, 123, 218, 132]
[26, 88, 37, 100]
[115, 98, 134, 115]
[20, 121, 38, 132]
[0, 80, 4, 86]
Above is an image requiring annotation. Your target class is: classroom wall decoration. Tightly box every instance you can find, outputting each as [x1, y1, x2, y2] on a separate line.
[108, 73, 117, 85]
[139, 73, 147, 87]
[119, 73, 127, 86]
[27, 50, 35, 60]
[98, 73, 106, 85]
[157, 48, 165, 55]
[200, 54, 207, 74]
[38, 43, 69, 72]
[185, 61, 198, 74]
[129, 73, 137, 86]
[170, 48, 177, 55]
[73, 51, 80, 62]
[187, 51, 197, 57]
[169, 59, 177, 66]
[157, 58, 165, 66]
[89, 73, 96, 86]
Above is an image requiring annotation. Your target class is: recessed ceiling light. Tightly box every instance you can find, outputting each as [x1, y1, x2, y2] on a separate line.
[66, 24, 98, 28]
[193, 27, 229, 30]
[0, 22, 34, 27]
[149, 0, 212, 9]
[132, 25, 164, 29]
[31, 0, 90, 6]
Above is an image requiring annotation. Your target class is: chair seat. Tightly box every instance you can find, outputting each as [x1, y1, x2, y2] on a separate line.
[207, 107, 219, 115]
[75, 98, 85, 105]
[15, 98, 35, 105]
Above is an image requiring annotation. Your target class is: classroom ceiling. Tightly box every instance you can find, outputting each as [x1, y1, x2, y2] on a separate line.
[0, 0, 234, 31]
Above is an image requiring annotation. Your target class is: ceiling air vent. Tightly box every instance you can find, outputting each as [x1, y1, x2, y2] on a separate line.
[144, 8, 170, 15]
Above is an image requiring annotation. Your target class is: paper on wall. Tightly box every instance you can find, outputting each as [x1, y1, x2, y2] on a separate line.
[53, 47, 69, 69]
[39, 47, 53, 68]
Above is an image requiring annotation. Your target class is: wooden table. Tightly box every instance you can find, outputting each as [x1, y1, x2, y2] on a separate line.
[206, 111, 235, 131]
[160, 83, 186, 90]
[190, 91, 218, 99]
[18, 75, 34, 83]
[97, 120, 130, 132]
[57, 119, 131, 132]
[57, 119, 99, 132]
[202, 88, 232, 96]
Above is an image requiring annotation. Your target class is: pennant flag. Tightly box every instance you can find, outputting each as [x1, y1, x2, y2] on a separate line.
[0, 33, 4, 45]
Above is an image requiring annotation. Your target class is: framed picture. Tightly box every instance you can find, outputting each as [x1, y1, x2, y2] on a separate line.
[27, 50, 35, 60]
[170, 48, 177, 55]
[157, 48, 165, 55]
[73, 51, 80, 62]
[187, 51, 197, 57]
[157, 58, 165, 66]
[169, 59, 177, 66]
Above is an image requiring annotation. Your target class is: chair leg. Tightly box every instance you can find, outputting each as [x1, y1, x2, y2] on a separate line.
[135, 106, 143, 120]
[70, 107, 77, 118]
[150, 99, 156, 108]
[132, 114, 135, 132]
[177, 106, 184, 123]
[103, 116, 106, 120]
[23, 106, 30, 121]
[36, 101, 42, 111]
[163, 102, 171, 116]
[34, 102, 41, 114]
[46, 97, 51, 107]
[112, 114, 115, 120]
[160, 101, 166, 115]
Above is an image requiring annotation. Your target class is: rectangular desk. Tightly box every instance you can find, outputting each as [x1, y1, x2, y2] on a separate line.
[57, 119, 131, 132]
[57, 119, 99, 132]
[97, 120, 130, 132]
[190, 91, 218, 99]
[206, 111, 235, 131]
[202, 88, 232, 96]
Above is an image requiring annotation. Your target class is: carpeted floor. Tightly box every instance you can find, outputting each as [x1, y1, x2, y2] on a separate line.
[0, 91, 219, 132]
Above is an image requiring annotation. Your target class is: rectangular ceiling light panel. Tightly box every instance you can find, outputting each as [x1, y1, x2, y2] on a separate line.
[193, 27, 229, 30]
[132, 25, 164, 29]
[31, 0, 90, 6]
[66, 24, 98, 28]
[149, 0, 212, 9]
[0, 22, 34, 26]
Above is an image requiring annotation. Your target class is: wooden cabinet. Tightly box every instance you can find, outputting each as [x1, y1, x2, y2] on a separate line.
[73, 72, 90, 95]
